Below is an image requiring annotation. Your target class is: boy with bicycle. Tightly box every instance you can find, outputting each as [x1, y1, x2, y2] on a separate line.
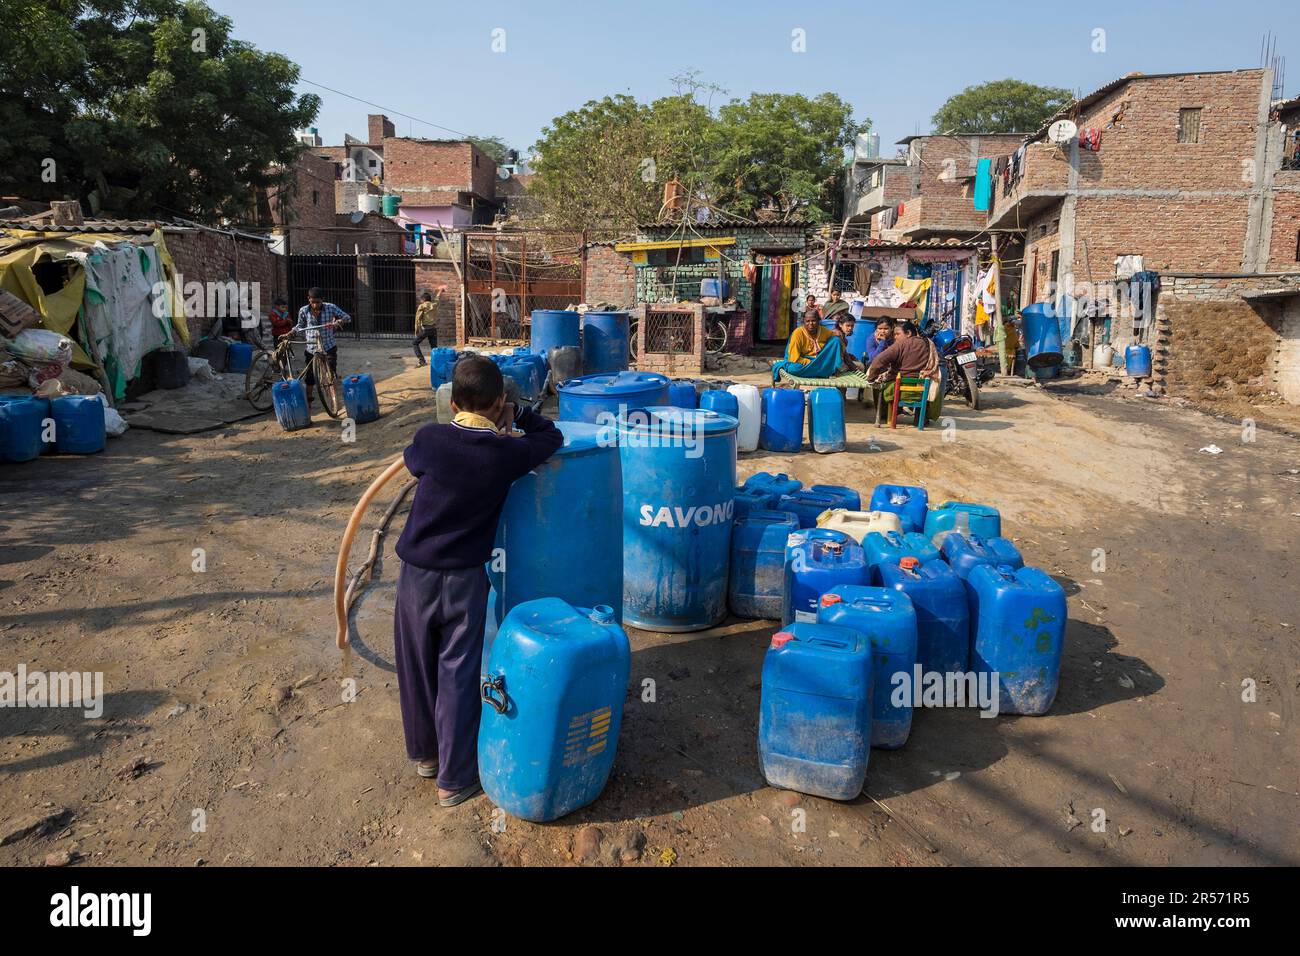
[291, 287, 350, 398]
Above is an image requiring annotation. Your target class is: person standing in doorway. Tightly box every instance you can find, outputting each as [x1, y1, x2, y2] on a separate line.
[412, 286, 446, 367]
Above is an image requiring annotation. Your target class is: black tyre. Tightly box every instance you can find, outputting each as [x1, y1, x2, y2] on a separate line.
[245, 351, 278, 412]
[315, 359, 346, 419]
[961, 364, 981, 410]
[704, 319, 728, 355]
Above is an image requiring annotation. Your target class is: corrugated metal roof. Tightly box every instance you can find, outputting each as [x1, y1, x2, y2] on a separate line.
[0, 218, 180, 234]
[839, 236, 982, 250]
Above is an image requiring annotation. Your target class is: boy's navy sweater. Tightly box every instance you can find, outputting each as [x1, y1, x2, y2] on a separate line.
[395, 407, 564, 570]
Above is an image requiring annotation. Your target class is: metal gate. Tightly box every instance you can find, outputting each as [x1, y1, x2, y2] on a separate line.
[287, 254, 416, 339]
[462, 231, 584, 343]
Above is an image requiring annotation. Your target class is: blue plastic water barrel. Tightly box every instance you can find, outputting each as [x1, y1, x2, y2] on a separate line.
[759, 622, 872, 800]
[667, 380, 698, 408]
[51, 396, 105, 454]
[581, 311, 630, 375]
[743, 472, 802, 499]
[846, 319, 874, 359]
[730, 510, 800, 619]
[734, 486, 774, 520]
[807, 387, 846, 453]
[785, 534, 869, 625]
[776, 489, 841, 529]
[868, 484, 929, 533]
[862, 530, 940, 583]
[969, 564, 1067, 715]
[489, 421, 623, 626]
[430, 347, 458, 389]
[225, 341, 254, 373]
[879, 557, 970, 676]
[700, 389, 738, 419]
[810, 484, 861, 511]
[1125, 345, 1152, 377]
[341, 374, 380, 424]
[760, 388, 804, 452]
[923, 501, 1002, 539]
[557, 371, 670, 425]
[529, 309, 581, 358]
[479, 599, 630, 821]
[940, 533, 1024, 582]
[1021, 303, 1064, 368]
[619, 407, 738, 631]
[818, 585, 918, 749]
[0, 397, 45, 462]
[272, 379, 311, 431]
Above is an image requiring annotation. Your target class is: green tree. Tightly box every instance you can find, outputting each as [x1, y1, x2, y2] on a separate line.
[931, 79, 1074, 134]
[468, 136, 512, 167]
[0, 0, 319, 223]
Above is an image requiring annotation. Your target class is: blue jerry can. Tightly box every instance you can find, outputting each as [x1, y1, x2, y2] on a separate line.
[923, 500, 1002, 539]
[807, 387, 846, 453]
[878, 556, 970, 676]
[776, 489, 842, 529]
[940, 533, 1024, 589]
[478, 598, 630, 822]
[810, 484, 861, 511]
[759, 623, 872, 800]
[729, 510, 800, 619]
[734, 485, 774, 520]
[743, 471, 803, 499]
[342, 373, 380, 424]
[271, 380, 311, 431]
[818, 585, 918, 749]
[868, 483, 929, 533]
[862, 530, 940, 584]
[784, 532, 868, 625]
[968, 564, 1067, 716]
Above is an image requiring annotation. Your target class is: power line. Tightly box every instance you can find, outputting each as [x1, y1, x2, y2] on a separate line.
[299, 78, 474, 141]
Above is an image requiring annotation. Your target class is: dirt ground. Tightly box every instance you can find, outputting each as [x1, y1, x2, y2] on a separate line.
[1, 340, 1297, 867]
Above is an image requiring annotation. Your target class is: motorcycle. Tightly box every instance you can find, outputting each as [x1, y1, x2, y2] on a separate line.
[928, 327, 992, 410]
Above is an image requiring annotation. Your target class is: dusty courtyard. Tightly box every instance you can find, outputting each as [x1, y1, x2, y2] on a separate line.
[1, 341, 1296, 867]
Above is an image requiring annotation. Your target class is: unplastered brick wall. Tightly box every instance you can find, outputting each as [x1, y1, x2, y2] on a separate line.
[163, 229, 284, 342]
[383, 139, 497, 203]
[900, 134, 1024, 234]
[1267, 173, 1300, 272]
[632, 303, 705, 376]
[584, 244, 636, 307]
[413, 259, 464, 344]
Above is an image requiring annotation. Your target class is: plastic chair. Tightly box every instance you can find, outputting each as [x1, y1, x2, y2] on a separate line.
[889, 374, 930, 430]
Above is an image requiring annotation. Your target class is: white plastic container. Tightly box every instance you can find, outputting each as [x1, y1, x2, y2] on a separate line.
[815, 509, 903, 543]
[436, 381, 454, 423]
[727, 383, 761, 452]
[1093, 343, 1114, 368]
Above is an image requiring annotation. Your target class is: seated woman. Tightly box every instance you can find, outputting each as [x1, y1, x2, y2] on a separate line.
[771, 310, 843, 383]
[866, 320, 943, 422]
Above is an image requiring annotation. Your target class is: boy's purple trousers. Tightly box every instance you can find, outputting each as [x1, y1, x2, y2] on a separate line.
[393, 561, 488, 790]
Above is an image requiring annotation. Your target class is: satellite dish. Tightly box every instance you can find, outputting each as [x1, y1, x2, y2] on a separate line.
[349, 210, 364, 224]
[1048, 120, 1078, 146]
[497, 167, 512, 181]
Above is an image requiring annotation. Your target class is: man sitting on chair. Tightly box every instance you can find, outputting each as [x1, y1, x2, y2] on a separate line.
[867, 320, 942, 421]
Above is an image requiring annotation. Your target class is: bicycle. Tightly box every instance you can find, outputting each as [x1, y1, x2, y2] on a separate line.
[245, 323, 346, 419]
[626, 314, 728, 363]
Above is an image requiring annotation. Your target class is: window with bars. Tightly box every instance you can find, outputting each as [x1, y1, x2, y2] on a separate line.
[1178, 108, 1202, 144]
[643, 307, 695, 354]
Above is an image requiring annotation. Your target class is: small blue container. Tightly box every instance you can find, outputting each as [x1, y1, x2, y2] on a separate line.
[700, 389, 739, 419]
[272, 379, 311, 431]
[924, 501, 1002, 539]
[729, 510, 800, 619]
[868, 484, 929, 533]
[1, 394, 53, 454]
[940, 533, 1024, 584]
[968, 564, 1068, 716]
[51, 396, 106, 454]
[878, 557, 970, 676]
[342, 373, 380, 424]
[817, 585, 918, 749]
[810, 484, 861, 511]
[225, 341, 254, 373]
[862, 530, 941, 583]
[776, 489, 841, 529]
[0, 397, 45, 462]
[479, 599, 630, 822]
[734, 486, 774, 521]
[760, 388, 805, 452]
[430, 347, 458, 389]
[667, 380, 698, 408]
[784, 533, 868, 625]
[1125, 345, 1152, 377]
[759, 623, 873, 800]
[743, 472, 802, 499]
[807, 387, 846, 453]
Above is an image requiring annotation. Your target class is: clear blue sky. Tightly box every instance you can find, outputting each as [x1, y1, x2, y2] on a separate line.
[211, 0, 1298, 154]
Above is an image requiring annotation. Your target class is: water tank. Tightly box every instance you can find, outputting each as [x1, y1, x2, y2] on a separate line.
[1020, 303, 1064, 368]
[729, 510, 800, 619]
[581, 311, 630, 375]
[879, 557, 970, 677]
[667, 380, 698, 408]
[359, 194, 383, 214]
[619, 407, 738, 631]
[0, 397, 45, 462]
[51, 396, 105, 454]
[479, 599, 630, 821]
[923, 501, 1001, 540]
[760, 388, 804, 452]
[784, 533, 868, 625]
[1125, 344, 1152, 377]
[699, 389, 738, 419]
[556, 371, 669, 425]
[868, 483, 929, 533]
[815, 509, 902, 542]
[727, 384, 761, 452]
[489, 421, 623, 625]
[862, 530, 940, 584]
[776, 489, 841, 529]
[968, 564, 1067, 715]
[759, 622, 872, 800]
[272, 380, 311, 431]
[530, 309, 581, 358]
[810, 484, 861, 511]
[381, 194, 401, 216]
[817, 585, 917, 749]
[807, 387, 846, 453]
[342, 373, 380, 424]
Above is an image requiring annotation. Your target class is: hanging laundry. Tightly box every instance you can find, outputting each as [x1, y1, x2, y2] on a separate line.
[1078, 128, 1102, 151]
[893, 276, 932, 324]
[973, 158, 993, 211]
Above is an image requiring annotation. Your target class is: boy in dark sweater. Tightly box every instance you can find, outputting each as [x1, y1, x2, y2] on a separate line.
[393, 354, 563, 806]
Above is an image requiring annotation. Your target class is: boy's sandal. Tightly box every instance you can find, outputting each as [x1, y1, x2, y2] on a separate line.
[438, 782, 483, 807]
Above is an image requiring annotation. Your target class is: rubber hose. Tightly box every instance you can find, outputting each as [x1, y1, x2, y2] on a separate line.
[335, 454, 409, 649]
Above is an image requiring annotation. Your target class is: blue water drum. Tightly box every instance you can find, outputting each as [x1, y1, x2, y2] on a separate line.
[818, 585, 918, 749]
[342, 373, 380, 424]
[272, 379, 311, 431]
[846, 320, 874, 360]
[729, 510, 800, 619]
[862, 530, 940, 583]
[479, 599, 630, 821]
[529, 309, 581, 358]
[226, 341, 254, 373]
[868, 483, 929, 533]
[557, 371, 670, 426]
[581, 311, 630, 375]
[879, 557, 970, 676]
[776, 489, 841, 529]
[760, 388, 805, 452]
[785, 533, 869, 625]
[811, 484, 861, 511]
[0, 397, 45, 462]
[807, 387, 846, 453]
[699, 389, 739, 419]
[968, 564, 1068, 715]
[1125, 345, 1152, 377]
[743, 471, 802, 499]
[490, 421, 623, 624]
[430, 347, 458, 389]
[923, 501, 1002, 539]
[667, 380, 698, 409]
[51, 396, 105, 454]
[759, 623, 873, 800]
[619, 407, 738, 631]
[734, 486, 774, 520]
[1021, 303, 1064, 368]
